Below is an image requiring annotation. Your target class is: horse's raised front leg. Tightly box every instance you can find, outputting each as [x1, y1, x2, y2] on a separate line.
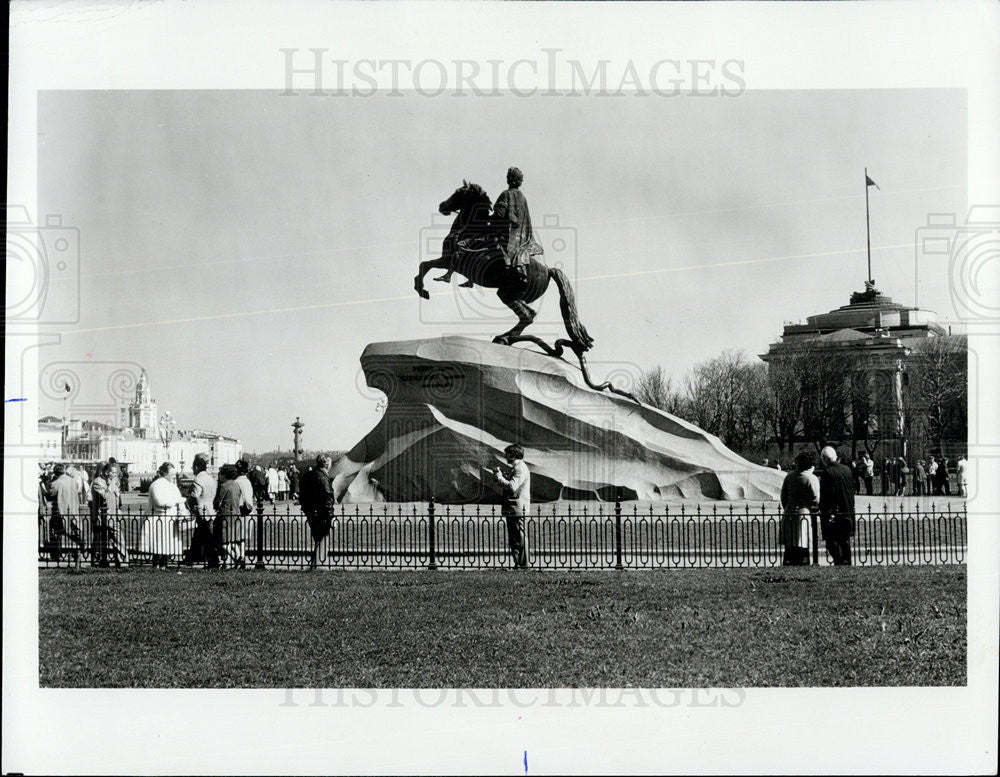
[414, 258, 449, 300]
[493, 297, 537, 345]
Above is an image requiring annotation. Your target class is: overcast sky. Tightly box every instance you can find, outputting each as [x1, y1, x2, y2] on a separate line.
[38, 88, 966, 451]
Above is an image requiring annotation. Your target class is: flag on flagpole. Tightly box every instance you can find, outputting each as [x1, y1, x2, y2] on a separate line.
[866, 173, 879, 189]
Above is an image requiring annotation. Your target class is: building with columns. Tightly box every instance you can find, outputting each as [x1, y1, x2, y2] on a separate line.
[760, 282, 964, 460]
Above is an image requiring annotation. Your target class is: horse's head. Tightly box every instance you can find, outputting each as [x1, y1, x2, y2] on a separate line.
[439, 180, 491, 216]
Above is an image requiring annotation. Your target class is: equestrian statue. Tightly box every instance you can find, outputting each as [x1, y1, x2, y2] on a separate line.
[413, 168, 637, 402]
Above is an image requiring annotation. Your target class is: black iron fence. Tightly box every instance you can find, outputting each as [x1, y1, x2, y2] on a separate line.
[38, 499, 967, 570]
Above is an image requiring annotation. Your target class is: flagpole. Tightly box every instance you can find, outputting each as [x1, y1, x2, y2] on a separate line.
[865, 166, 872, 284]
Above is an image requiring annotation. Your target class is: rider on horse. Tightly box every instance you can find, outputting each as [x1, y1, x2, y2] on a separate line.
[435, 166, 540, 287]
[492, 167, 542, 283]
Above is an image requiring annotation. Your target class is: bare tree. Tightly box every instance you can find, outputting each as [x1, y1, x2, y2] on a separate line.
[683, 350, 766, 453]
[905, 335, 967, 455]
[792, 347, 853, 451]
[765, 356, 805, 456]
[635, 365, 684, 415]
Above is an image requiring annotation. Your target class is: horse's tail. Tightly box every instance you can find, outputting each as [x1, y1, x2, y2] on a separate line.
[549, 267, 594, 352]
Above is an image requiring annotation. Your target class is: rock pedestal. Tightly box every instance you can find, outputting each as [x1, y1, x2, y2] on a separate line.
[331, 337, 783, 503]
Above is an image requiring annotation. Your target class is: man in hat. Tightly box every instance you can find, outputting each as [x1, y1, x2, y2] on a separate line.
[492, 167, 541, 283]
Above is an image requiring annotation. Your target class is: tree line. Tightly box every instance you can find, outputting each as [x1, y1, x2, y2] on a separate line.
[634, 336, 967, 463]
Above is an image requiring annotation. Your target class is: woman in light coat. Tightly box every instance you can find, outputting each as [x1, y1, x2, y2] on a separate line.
[277, 467, 289, 501]
[141, 462, 190, 567]
[779, 451, 820, 566]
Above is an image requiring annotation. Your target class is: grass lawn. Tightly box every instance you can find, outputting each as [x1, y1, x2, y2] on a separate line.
[39, 566, 966, 688]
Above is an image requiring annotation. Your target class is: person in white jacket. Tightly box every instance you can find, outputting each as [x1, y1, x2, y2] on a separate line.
[141, 462, 189, 567]
[266, 464, 280, 502]
[494, 443, 531, 568]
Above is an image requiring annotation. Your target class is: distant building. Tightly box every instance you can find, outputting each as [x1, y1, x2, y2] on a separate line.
[38, 417, 63, 459]
[760, 282, 965, 459]
[42, 370, 242, 474]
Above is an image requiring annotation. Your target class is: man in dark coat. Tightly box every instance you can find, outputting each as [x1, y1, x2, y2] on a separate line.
[818, 446, 856, 566]
[298, 454, 337, 569]
[248, 464, 268, 503]
[214, 464, 250, 568]
[937, 456, 951, 495]
[492, 167, 541, 281]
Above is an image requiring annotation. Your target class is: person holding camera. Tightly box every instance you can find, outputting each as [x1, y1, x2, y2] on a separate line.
[494, 443, 531, 569]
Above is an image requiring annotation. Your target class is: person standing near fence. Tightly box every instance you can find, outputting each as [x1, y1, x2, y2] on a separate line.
[142, 462, 189, 568]
[38, 462, 51, 528]
[248, 463, 267, 504]
[818, 446, 856, 566]
[288, 465, 300, 500]
[77, 463, 92, 510]
[66, 463, 87, 511]
[779, 451, 820, 566]
[90, 462, 127, 567]
[213, 464, 249, 568]
[187, 453, 219, 567]
[235, 459, 256, 509]
[299, 455, 337, 569]
[494, 443, 531, 569]
[47, 463, 83, 567]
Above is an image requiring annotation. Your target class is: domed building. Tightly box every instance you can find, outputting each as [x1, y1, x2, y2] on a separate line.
[761, 281, 966, 461]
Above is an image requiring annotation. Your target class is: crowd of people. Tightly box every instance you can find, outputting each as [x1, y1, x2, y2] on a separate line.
[247, 462, 300, 503]
[38, 456, 313, 569]
[36, 443, 535, 571]
[38, 444, 967, 572]
[766, 452, 968, 498]
[39, 459, 128, 568]
[778, 447, 970, 566]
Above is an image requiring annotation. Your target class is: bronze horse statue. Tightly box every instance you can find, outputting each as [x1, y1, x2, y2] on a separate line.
[414, 180, 594, 351]
[414, 181, 638, 402]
